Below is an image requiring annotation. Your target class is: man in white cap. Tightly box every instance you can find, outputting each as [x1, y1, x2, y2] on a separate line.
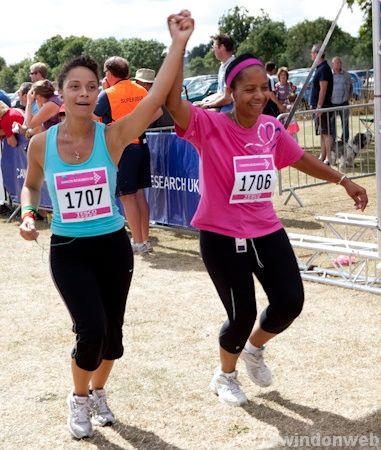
[135, 68, 173, 128]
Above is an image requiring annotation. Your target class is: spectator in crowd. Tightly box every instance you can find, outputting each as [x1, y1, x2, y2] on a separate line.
[134, 68, 174, 128]
[309, 43, 333, 165]
[330, 56, 352, 145]
[94, 57, 161, 254]
[29, 62, 49, 115]
[264, 61, 286, 117]
[274, 67, 296, 105]
[22, 80, 62, 139]
[16, 82, 33, 111]
[19, 10, 194, 439]
[286, 93, 299, 142]
[195, 33, 235, 111]
[166, 52, 368, 407]
[29, 62, 48, 83]
[0, 90, 11, 107]
[0, 100, 24, 147]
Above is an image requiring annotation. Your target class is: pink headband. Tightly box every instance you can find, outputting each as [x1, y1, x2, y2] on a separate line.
[226, 58, 264, 87]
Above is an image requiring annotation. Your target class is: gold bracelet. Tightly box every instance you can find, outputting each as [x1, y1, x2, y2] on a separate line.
[336, 174, 347, 185]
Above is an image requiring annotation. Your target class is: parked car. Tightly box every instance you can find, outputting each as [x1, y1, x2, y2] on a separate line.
[288, 68, 363, 106]
[348, 71, 363, 100]
[349, 69, 373, 86]
[288, 69, 313, 106]
[182, 75, 218, 103]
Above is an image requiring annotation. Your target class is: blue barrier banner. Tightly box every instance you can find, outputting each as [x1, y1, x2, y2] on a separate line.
[1, 136, 52, 208]
[1, 132, 200, 228]
[147, 132, 200, 228]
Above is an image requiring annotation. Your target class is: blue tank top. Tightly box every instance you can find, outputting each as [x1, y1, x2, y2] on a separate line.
[44, 122, 125, 237]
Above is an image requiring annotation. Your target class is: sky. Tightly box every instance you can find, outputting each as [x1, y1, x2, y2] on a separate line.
[1, 0, 365, 65]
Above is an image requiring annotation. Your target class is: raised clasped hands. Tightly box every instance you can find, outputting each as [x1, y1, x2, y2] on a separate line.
[167, 10, 194, 42]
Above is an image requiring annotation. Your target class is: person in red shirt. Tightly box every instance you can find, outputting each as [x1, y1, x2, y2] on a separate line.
[0, 100, 24, 147]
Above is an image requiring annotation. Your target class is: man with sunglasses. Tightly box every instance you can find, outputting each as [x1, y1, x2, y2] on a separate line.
[29, 62, 49, 115]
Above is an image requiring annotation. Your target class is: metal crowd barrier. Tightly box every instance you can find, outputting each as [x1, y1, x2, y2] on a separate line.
[277, 102, 375, 207]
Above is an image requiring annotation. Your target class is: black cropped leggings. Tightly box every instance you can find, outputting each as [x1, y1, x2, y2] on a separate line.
[50, 228, 133, 371]
[200, 229, 304, 354]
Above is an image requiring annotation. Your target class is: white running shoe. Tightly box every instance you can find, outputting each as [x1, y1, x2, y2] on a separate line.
[240, 346, 272, 387]
[67, 392, 93, 439]
[210, 368, 248, 407]
[89, 388, 116, 426]
[144, 240, 153, 252]
[131, 241, 149, 254]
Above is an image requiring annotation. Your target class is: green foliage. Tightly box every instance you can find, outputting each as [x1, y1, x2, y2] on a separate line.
[0, 56, 6, 72]
[35, 35, 66, 71]
[189, 44, 210, 60]
[218, 6, 257, 48]
[83, 37, 123, 73]
[0, 66, 17, 92]
[186, 50, 221, 77]
[120, 39, 166, 76]
[0, 2, 374, 89]
[284, 18, 357, 69]
[238, 21, 287, 65]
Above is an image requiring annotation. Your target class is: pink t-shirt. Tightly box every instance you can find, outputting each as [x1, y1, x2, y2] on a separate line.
[176, 104, 304, 238]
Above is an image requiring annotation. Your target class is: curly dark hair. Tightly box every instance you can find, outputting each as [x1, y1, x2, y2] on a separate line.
[58, 56, 100, 90]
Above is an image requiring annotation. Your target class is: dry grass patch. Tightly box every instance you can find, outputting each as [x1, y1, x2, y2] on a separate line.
[0, 176, 380, 449]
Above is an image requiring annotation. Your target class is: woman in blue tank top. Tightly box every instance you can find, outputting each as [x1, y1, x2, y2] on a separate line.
[19, 10, 194, 439]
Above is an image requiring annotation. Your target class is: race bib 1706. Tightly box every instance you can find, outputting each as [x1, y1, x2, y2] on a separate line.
[229, 154, 276, 204]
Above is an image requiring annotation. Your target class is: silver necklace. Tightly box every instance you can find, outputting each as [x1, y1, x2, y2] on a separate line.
[231, 110, 244, 127]
[61, 124, 93, 161]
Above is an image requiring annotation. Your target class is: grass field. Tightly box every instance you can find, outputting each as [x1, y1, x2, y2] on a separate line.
[0, 176, 380, 450]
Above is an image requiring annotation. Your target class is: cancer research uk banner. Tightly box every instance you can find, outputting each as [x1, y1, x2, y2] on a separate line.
[147, 132, 200, 228]
[2, 133, 200, 228]
[1, 136, 52, 208]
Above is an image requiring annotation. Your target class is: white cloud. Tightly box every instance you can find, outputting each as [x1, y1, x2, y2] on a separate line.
[1, 0, 365, 65]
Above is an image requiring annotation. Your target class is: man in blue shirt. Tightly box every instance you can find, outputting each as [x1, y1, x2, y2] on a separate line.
[309, 44, 333, 165]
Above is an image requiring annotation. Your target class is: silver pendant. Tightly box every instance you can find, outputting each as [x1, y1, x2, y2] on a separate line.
[74, 151, 80, 161]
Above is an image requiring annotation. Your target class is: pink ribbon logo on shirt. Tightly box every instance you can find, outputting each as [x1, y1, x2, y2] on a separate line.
[256, 122, 276, 147]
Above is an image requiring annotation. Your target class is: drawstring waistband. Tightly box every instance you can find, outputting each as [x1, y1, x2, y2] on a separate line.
[250, 239, 264, 268]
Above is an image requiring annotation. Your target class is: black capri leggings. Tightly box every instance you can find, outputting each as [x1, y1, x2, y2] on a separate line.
[50, 227, 133, 371]
[200, 228, 304, 354]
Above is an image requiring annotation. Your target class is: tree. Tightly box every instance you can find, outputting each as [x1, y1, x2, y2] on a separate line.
[349, 0, 373, 67]
[0, 66, 17, 92]
[51, 36, 92, 80]
[83, 37, 123, 72]
[238, 20, 288, 66]
[218, 6, 258, 48]
[35, 35, 66, 71]
[188, 44, 210, 61]
[284, 18, 357, 69]
[120, 38, 166, 76]
[0, 56, 6, 72]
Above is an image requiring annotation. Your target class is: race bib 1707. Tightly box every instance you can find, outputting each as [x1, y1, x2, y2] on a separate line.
[54, 167, 113, 222]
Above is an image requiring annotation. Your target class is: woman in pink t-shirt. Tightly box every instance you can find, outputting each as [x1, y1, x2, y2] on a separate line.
[166, 53, 368, 407]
